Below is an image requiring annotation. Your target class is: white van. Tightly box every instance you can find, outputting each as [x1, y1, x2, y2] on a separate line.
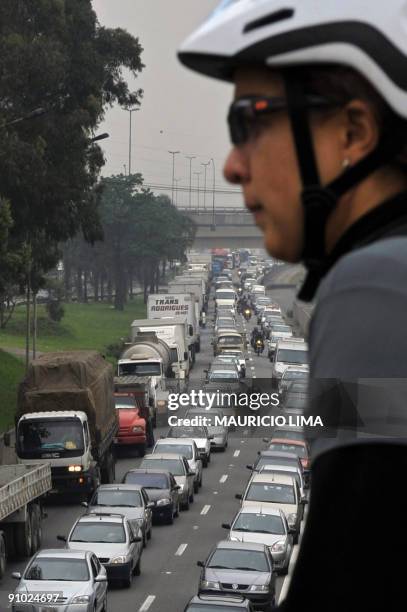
[272, 338, 308, 387]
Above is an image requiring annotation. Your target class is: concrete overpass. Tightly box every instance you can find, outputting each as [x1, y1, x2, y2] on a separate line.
[179, 207, 264, 249]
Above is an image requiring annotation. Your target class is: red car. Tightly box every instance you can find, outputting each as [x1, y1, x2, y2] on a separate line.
[114, 393, 146, 456]
[268, 438, 310, 471]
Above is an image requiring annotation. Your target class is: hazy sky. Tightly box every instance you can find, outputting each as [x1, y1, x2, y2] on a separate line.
[91, 0, 243, 209]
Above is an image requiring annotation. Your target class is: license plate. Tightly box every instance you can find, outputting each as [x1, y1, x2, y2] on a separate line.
[40, 607, 57, 612]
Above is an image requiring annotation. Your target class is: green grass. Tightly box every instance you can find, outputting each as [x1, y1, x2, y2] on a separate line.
[0, 299, 146, 354]
[0, 349, 25, 433]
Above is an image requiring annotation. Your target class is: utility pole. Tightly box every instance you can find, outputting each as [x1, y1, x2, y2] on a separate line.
[185, 155, 196, 208]
[168, 150, 180, 203]
[201, 161, 210, 211]
[174, 178, 181, 206]
[194, 171, 202, 211]
[127, 108, 139, 175]
[210, 158, 216, 229]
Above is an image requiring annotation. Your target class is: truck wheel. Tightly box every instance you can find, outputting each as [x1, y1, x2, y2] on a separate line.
[0, 533, 6, 579]
[14, 511, 33, 558]
[30, 504, 42, 553]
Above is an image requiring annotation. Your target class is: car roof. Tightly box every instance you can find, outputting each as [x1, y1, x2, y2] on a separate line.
[250, 473, 295, 485]
[188, 593, 248, 606]
[95, 484, 145, 492]
[155, 438, 195, 446]
[77, 513, 125, 523]
[36, 549, 90, 559]
[215, 539, 267, 552]
[235, 505, 283, 517]
[270, 438, 307, 448]
[260, 465, 301, 475]
[124, 468, 171, 477]
[260, 450, 298, 458]
[143, 453, 184, 461]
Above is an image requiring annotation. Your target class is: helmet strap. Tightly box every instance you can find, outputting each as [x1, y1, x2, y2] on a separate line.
[283, 70, 406, 300]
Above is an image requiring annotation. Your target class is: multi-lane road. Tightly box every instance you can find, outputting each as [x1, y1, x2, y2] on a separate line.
[0, 280, 300, 612]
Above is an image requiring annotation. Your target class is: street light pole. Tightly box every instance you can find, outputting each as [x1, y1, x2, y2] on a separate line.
[210, 158, 216, 229]
[185, 155, 196, 208]
[194, 172, 202, 211]
[169, 150, 180, 204]
[174, 178, 181, 206]
[127, 109, 139, 175]
[201, 161, 210, 211]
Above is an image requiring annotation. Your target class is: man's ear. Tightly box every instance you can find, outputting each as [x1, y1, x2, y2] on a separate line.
[342, 99, 379, 164]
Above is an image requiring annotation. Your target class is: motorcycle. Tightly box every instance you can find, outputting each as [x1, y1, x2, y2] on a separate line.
[243, 308, 252, 321]
[254, 338, 264, 356]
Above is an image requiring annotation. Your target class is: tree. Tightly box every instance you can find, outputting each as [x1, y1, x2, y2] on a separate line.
[0, 0, 145, 315]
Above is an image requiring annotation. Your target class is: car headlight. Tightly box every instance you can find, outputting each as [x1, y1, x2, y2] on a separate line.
[68, 465, 82, 472]
[287, 513, 297, 526]
[111, 556, 128, 564]
[71, 595, 91, 604]
[156, 497, 171, 505]
[132, 426, 144, 433]
[250, 584, 269, 592]
[201, 580, 220, 590]
[271, 539, 286, 553]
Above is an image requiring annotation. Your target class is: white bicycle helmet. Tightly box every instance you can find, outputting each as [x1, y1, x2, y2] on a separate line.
[179, 1, 407, 299]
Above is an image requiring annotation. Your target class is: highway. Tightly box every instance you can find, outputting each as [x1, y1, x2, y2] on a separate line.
[0, 276, 300, 612]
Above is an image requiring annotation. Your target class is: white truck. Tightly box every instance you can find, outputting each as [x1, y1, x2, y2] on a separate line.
[0, 463, 52, 578]
[131, 318, 191, 378]
[148, 293, 201, 357]
[168, 278, 206, 323]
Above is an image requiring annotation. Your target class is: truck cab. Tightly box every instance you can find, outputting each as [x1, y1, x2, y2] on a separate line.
[16, 411, 103, 496]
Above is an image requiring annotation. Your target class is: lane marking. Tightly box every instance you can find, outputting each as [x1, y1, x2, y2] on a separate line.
[250, 366, 255, 370]
[201, 505, 211, 515]
[139, 596, 156, 612]
[220, 474, 228, 483]
[213, 491, 218, 495]
[175, 543, 188, 556]
[234, 450, 240, 457]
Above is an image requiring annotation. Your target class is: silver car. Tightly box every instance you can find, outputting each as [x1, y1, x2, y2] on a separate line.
[11, 549, 107, 612]
[223, 506, 294, 574]
[84, 484, 153, 548]
[185, 409, 228, 451]
[153, 438, 203, 492]
[59, 513, 143, 588]
[140, 453, 196, 510]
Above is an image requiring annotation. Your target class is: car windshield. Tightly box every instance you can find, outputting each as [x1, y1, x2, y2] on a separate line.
[209, 372, 238, 381]
[155, 443, 193, 459]
[273, 430, 304, 442]
[246, 483, 295, 504]
[283, 371, 308, 382]
[208, 549, 269, 572]
[92, 490, 142, 507]
[140, 458, 184, 476]
[25, 558, 90, 581]
[18, 419, 84, 457]
[187, 606, 244, 612]
[272, 325, 291, 333]
[276, 349, 308, 364]
[285, 396, 307, 410]
[124, 472, 169, 489]
[269, 444, 306, 458]
[168, 426, 207, 438]
[216, 291, 235, 300]
[114, 396, 135, 409]
[233, 512, 285, 535]
[218, 336, 242, 345]
[70, 522, 126, 543]
[118, 362, 161, 376]
[256, 456, 298, 470]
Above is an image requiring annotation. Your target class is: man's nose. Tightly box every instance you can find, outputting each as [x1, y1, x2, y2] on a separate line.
[223, 147, 249, 185]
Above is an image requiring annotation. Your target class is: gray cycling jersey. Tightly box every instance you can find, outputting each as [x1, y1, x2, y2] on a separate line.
[307, 235, 407, 459]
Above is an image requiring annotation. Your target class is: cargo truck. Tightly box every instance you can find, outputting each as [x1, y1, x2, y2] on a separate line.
[14, 351, 118, 498]
[147, 292, 200, 356]
[0, 463, 52, 578]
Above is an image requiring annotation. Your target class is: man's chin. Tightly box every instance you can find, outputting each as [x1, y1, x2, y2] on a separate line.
[264, 231, 302, 263]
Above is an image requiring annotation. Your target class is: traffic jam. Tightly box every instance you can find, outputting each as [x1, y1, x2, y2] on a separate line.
[0, 249, 309, 612]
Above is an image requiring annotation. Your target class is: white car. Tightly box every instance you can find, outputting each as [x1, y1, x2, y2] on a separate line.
[167, 424, 212, 466]
[222, 349, 247, 377]
[271, 339, 308, 388]
[152, 438, 203, 492]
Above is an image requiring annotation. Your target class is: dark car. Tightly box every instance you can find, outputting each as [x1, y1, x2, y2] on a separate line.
[197, 540, 276, 611]
[248, 451, 303, 476]
[122, 469, 180, 524]
[184, 593, 254, 611]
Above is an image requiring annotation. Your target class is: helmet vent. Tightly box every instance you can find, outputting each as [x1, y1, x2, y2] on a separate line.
[243, 9, 294, 34]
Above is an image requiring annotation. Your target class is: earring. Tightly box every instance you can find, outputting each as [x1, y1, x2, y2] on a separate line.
[342, 158, 350, 170]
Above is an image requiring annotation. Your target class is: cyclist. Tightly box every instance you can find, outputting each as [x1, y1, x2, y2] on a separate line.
[179, 3, 407, 610]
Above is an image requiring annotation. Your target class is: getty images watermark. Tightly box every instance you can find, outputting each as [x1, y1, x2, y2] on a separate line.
[167, 390, 324, 428]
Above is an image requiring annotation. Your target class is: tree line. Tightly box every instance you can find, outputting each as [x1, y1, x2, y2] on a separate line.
[0, 0, 195, 327]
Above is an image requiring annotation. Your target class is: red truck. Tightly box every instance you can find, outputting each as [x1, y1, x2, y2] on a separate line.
[114, 393, 147, 457]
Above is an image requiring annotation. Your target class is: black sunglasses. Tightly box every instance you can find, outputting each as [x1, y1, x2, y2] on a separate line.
[227, 95, 336, 145]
